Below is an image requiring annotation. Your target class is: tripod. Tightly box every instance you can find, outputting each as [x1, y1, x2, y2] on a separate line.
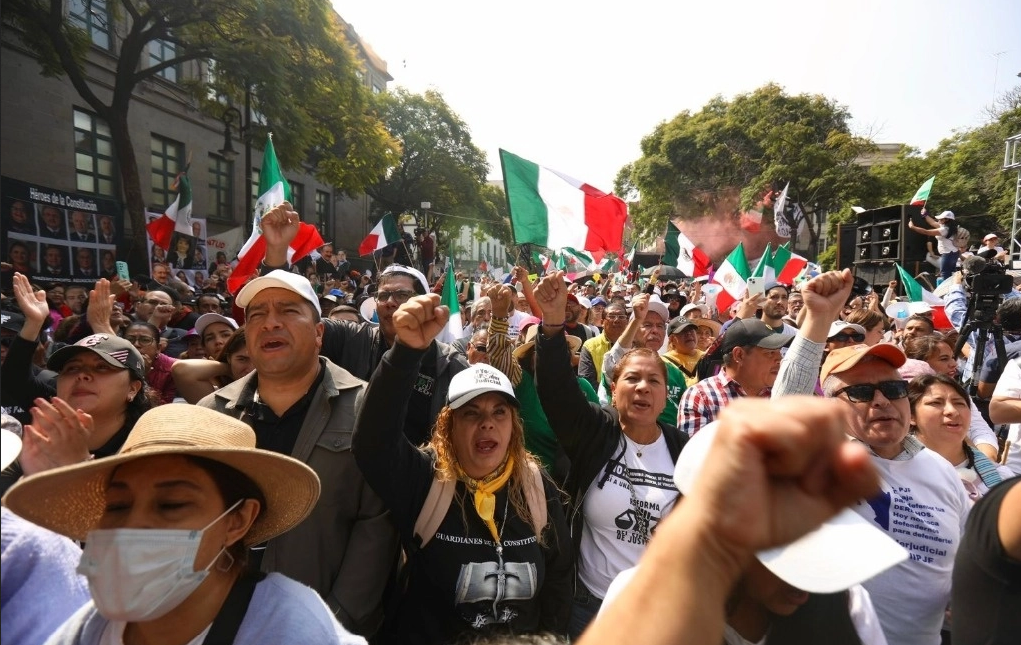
[953, 291, 1008, 397]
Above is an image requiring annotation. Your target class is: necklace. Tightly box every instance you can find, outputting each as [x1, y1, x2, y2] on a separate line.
[624, 434, 656, 458]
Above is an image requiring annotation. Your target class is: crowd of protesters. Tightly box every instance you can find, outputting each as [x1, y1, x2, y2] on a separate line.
[1, 200, 1018, 645]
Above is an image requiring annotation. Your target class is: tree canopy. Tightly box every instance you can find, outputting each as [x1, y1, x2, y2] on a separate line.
[366, 88, 503, 246]
[3, 0, 398, 269]
[616, 83, 879, 259]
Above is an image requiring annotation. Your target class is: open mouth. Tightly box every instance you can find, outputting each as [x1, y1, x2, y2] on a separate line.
[475, 439, 499, 454]
[632, 400, 651, 411]
[261, 339, 287, 350]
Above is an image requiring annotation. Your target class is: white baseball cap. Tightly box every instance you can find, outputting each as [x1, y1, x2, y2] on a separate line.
[673, 421, 907, 593]
[235, 270, 321, 315]
[983, 233, 999, 242]
[446, 364, 519, 410]
[195, 313, 239, 338]
[645, 296, 670, 323]
[935, 211, 955, 220]
[827, 321, 866, 339]
[680, 303, 709, 318]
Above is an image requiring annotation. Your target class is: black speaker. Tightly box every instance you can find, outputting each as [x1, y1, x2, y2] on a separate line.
[853, 261, 898, 291]
[853, 204, 928, 275]
[836, 223, 857, 270]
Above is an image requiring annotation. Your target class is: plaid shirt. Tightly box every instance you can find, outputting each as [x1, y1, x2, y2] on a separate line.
[677, 370, 747, 436]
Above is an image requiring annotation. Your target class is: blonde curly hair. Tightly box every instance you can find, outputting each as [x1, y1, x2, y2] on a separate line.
[427, 404, 546, 542]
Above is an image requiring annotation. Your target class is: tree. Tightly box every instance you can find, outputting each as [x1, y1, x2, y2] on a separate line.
[871, 84, 1020, 233]
[4, 0, 397, 271]
[366, 88, 491, 246]
[616, 84, 878, 264]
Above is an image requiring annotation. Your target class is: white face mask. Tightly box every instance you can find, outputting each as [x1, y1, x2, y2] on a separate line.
[78, 499, 243, 622]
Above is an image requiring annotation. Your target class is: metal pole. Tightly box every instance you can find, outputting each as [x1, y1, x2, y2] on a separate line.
[1004, 133, 1021, 269]
[244, 86, 253, 236]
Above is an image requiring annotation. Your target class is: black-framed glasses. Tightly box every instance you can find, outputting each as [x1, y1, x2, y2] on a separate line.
[124, 335, 156, 346]
[830, 332, 866, 343]
[375, 289, 415, 304]
[473, 344, 488, 353]
[834, 380, 908, 403]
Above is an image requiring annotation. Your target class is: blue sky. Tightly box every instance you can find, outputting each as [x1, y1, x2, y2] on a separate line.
[334, 0, 1021, 192]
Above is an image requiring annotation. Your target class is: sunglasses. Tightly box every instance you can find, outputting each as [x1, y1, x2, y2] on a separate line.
[473, 344, 488, 353]
[829, 332, 866, 343]
[833, 380, 908, 403]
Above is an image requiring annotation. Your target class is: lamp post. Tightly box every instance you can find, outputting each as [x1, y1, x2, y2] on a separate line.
[218, 89, 253, 232]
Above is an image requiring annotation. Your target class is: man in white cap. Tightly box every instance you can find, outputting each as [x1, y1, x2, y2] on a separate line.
[256, 201, 467, 446]
[197, 270, 397, 638]
[599, 293, 687, 426]
[820, 343, 970, 645]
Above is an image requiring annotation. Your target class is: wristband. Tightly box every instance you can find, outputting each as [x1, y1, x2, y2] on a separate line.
[259, 260, 289, 274]
[541, 320, 565, 328]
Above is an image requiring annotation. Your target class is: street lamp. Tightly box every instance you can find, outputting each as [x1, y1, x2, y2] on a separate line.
[218, 89, 253, 231]
[217, 107, 241, 161]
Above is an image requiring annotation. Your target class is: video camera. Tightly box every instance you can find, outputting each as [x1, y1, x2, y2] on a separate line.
[961, 256, 1012, 297]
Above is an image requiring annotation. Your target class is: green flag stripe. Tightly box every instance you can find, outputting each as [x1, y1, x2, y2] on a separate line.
[501, 149, 549, 246]
[259, 137, 291, 202]
[382, 214, 401, 243]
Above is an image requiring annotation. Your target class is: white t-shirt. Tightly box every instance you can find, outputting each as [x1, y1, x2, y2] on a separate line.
[578, 434, 679, 598]
[992, 357, 1021, 476]
[850, 447, 970, 645]
[936, 225, 957, 254]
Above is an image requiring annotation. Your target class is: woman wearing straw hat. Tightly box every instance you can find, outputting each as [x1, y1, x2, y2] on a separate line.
[2, 405, 364, 645]
[1, 275, 157, 495]
[351, 293, 572, 645]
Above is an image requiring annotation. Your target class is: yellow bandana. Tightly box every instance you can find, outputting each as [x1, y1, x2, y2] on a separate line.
[459, 456, 515, 543]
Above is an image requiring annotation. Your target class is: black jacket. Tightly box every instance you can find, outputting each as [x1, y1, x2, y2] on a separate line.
[533, 331, 687, 559]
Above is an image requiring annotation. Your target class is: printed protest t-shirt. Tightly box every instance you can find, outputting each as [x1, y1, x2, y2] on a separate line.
[578, 434, 679, 598]
[850, 448, 970, 645]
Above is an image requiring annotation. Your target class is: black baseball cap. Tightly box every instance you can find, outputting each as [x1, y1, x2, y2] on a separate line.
[667, 318, 698, 336]
[721, 319, 794, 354]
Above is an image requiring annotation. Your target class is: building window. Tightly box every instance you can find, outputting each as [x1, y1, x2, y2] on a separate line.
[315, 190, 330, 236]
[150, 135, 183, 208]
[289, 181, 304, 216]
[149, 39, 179, 82]
[68, 0, 110, 50]
[208, 154, 234, 222]
[251, 168, 260, 206]
[372, 84, 383, 94]
[73, 108, 116, 197]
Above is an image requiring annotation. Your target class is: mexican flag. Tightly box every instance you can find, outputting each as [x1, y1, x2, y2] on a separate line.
[500, 149, 627, 253]
[895, 264, 942, 305]
[750, 243, 776, 283]
[530, 250, 551, 274]
[358, 213, 401, 256]
[909, 176, 935, 206]
[228, 135, 324, 294]
[146, 169, 193, 250]
[711, 243, 751, 312]
[620, 241, 637, 272]
[663, 221, 712, 277]
[773, 243, 809, 284]
[437, 264, 463, 343]
[560, 247, 595, 272]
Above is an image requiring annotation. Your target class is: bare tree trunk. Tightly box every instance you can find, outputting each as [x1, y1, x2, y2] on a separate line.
[107, 111, 149, 275]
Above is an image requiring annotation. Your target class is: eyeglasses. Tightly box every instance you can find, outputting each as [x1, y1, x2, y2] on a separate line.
[472, 344, 488, 353]
[124, 335, 156, 346]
[605, 314, 628, 321]
[834, 380, 909, 403]
[375, 289, 415, 304]
[829, 332, 866, 343]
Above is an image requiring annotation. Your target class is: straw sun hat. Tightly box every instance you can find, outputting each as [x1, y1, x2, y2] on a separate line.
[2, 405, 320, 546]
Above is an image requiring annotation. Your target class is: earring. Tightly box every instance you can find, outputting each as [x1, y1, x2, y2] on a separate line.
[216, 548, 235, 572]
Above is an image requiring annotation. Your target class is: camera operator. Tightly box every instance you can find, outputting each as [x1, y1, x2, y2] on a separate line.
[942, 255, 1019, 384]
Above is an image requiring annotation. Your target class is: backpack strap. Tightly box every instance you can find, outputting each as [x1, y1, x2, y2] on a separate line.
[202, 569, 266, 645]
[413, 462, 550, 548]
[413, 476, 456, 549]
[523, 460, 548, 539]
